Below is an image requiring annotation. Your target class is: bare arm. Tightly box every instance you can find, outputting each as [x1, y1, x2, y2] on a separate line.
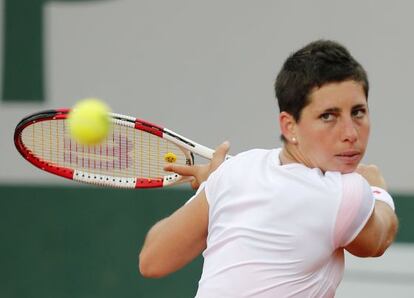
[346, 200, 398, 257]
[139, 190, 209, 278]
[345, 165, 399, 257]
[139, 141, 230, 278]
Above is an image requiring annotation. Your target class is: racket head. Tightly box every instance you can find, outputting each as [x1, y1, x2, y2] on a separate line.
[14, 109, 194, 188]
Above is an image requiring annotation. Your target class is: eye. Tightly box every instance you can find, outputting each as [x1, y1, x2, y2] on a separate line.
[320, 113, 336, 122]
[352, 108, 367, 118]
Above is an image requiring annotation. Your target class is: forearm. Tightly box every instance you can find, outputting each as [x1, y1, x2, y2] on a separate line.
[349, 166, 398, 257]
[139, 217, 181, 277]
[140, 217, 170, 264]
[345, 200, 398, 257]
[139, 192, 209, 278]
[371, 201, 398, 256]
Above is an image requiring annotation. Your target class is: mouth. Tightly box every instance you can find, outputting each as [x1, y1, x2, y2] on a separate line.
[335, 151, 361, 164]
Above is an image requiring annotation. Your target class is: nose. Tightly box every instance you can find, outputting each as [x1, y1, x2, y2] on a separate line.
[341, 117, 358, 143]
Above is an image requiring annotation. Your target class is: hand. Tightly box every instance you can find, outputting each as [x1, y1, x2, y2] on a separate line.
[164, 141, 230, 189]
[356, 164, 387, 189]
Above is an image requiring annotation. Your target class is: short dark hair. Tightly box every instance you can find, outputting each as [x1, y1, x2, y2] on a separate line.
[275, 40, 369, 123]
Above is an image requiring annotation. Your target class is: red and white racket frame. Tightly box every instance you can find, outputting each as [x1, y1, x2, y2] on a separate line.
[14, 109, 216, 188]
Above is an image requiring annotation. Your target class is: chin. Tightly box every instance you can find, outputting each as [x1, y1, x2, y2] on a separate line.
[338, 163, 359, 174]
[324, 163, 358, 174]
[339, 168, 356, 174]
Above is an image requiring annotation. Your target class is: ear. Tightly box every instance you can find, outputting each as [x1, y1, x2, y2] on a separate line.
[279, 112, 297, 143]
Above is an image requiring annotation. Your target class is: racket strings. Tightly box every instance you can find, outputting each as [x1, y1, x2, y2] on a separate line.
[21, 119, 188, 179]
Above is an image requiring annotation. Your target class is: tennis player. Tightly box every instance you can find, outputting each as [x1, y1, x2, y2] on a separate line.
[139, 40, 398, 297]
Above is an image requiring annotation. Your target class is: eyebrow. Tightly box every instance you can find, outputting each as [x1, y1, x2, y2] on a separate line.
[352, 104, 368, 110]
[320, 104, 367, 114]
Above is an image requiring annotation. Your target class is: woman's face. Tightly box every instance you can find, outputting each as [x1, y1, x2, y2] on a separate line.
[294, 80, 370, 173]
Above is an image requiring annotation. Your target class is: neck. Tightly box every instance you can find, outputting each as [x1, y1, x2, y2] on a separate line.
[280, 144, 296, 165]
[280, 144, 313, 168]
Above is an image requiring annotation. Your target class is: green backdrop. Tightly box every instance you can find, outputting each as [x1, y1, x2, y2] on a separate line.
[0, 185, 412, 297]
[0, 186, 201, 298]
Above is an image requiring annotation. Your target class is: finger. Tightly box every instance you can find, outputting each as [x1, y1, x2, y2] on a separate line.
[356, 163, 367, 171]
[164, 164, 199, 176]
[211, 141, 230, 169]
[191, 179, 199, 190]
[213, 141, 230, 159]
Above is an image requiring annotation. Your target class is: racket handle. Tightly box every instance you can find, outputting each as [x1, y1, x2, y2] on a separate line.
[193, 144, 232, 160]
[163, 128, 232, 160]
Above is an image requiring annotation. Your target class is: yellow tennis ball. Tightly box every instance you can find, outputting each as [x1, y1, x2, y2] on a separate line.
[68, 98, 111, 145]
[164, 152, 177, 163]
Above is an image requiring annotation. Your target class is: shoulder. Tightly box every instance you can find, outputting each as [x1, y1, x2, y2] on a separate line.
[204, 148, 276, 197]
[337, 172, 371, 194]
[324, 171, 366, 189]
[332, 171, 375, 248]
[211, 148, 277, 178]
[232, 148, 276, 159]
[223, 148, 278, 167]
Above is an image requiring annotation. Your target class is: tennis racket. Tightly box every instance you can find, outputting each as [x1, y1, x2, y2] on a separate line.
[14, 109, 222, 188]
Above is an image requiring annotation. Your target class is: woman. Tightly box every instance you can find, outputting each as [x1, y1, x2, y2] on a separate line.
[139, 40, 398, 297]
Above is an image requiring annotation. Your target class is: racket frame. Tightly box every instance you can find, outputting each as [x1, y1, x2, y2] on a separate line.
[14, 109, 216, 189]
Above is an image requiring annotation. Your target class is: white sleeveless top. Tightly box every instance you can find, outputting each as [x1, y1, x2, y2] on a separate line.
[195, 148, 374, 298]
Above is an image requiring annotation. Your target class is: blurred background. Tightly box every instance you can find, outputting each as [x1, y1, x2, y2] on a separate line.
[1, 0, 413, 297]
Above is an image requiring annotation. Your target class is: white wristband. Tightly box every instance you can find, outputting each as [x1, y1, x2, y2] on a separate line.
[371, 186, 395, 211]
